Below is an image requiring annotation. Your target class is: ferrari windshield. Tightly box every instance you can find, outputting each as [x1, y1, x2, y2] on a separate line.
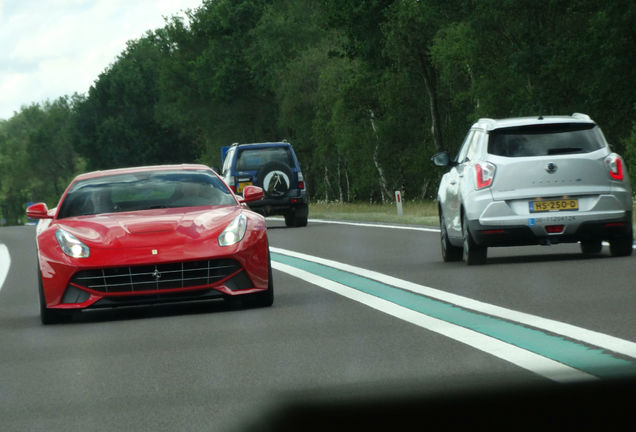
[57, 169, 236, 218]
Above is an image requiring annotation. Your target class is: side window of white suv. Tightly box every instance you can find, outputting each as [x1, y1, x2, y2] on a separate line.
[456, 130, 475, 163]
[466, 130, 485, 162]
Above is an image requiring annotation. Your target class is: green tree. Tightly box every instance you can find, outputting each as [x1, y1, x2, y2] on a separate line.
[0, 98, 82, 223]
[74, 35, 197, 170]
[431, 0, 636, 153]
[156, 0, 277, 167]
[2, 0, 634, 216]
[23, 97, 80, 200]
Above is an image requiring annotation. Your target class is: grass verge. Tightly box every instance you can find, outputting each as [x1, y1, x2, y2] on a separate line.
[308, 201, 439, 227]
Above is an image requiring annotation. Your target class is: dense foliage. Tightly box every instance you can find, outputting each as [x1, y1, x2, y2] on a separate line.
[2, 0, 635, 224]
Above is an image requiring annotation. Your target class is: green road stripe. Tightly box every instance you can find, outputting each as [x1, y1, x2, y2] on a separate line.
[272, 252, 636, 379]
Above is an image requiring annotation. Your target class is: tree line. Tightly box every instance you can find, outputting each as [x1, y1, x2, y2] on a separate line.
[1, 0, 635, 224]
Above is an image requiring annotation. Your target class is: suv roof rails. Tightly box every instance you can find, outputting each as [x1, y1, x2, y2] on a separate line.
[571, 113, 592, 121]
[475, 118, 496, 128]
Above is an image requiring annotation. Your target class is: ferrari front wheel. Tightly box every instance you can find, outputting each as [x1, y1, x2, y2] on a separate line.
[38, 267, 70, 325]
[250, 253, 274, 307]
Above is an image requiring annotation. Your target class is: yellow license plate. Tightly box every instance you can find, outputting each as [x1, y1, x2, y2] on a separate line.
[237, 181, 252, 194]
[530, 198, 578, 213]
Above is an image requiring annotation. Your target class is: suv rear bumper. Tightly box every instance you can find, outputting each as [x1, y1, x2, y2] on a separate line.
[247, 190, 308, 217]
[468, 211, 633, 246]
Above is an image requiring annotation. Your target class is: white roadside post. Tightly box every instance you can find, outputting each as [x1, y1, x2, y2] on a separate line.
[395, 190, 403, 216]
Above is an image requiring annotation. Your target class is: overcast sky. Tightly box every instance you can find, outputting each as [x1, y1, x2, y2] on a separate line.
[0, 0, 203, 120]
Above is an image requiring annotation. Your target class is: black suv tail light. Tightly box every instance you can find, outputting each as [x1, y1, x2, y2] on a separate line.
[298, 172, 305, 190]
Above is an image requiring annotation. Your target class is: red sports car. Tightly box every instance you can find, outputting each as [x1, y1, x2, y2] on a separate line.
[26, 164, 272, 324]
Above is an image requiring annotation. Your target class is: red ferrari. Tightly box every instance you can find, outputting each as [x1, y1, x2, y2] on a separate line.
[26, 164, 272, 324]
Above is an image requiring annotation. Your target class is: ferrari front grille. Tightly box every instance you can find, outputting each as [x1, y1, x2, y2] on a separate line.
[70, 259, 241, 293]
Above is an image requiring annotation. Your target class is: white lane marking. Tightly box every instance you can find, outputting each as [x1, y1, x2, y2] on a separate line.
[602, 241, 636, 249]
[269, 217, 636, 248]
[272, 260, 595, 383]
[271, 247, 636, 359]
[267, 217, 440, 232]
[305, 218, 440, 232]
[0, 244, 10, 291]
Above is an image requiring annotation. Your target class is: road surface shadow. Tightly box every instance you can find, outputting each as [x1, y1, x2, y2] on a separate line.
[486, 252, 612, 265]
[47, 297, 265, 325]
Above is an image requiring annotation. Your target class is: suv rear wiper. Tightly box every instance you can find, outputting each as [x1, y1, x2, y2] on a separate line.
[547, 147, 583, 155]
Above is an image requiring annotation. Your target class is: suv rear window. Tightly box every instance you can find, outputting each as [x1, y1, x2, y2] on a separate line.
[488, 123, 605, 157]
[236, 147, 294, 171]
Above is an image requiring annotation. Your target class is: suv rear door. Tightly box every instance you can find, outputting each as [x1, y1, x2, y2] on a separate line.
[235, 145, 299, 195]
[487, 123, 612, 204]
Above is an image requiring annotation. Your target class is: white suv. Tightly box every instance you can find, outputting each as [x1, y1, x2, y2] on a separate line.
[432, 113, 633, 265]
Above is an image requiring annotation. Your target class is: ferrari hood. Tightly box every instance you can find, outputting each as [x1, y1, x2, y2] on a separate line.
[55, 206, 242, 249]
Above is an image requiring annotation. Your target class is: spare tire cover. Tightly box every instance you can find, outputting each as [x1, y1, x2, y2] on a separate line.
[257, 161, 293, 198]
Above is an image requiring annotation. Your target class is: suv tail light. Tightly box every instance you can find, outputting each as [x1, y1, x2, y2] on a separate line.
[226, 176, 236, 192]
[605, 153, 624, 180]
[297, 172, 305, 190]
[475, 162, 496, 189]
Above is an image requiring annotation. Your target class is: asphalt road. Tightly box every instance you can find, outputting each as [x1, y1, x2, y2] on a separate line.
[1, 220, 636, 431]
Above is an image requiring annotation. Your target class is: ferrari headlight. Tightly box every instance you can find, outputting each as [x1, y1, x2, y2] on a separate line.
[56, 229, 90, 258]
[218, 214, 247, 246]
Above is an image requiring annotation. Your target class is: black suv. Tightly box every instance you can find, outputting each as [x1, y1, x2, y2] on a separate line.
[220, 142, 308, 227]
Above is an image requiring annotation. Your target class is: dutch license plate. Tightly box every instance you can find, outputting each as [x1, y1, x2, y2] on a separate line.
[529, 198, 578, 213]
[237, 181, 252, 194]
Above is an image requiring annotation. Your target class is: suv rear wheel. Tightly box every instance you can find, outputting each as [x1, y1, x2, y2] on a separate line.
[580, 239, 602, 255]
[38, 266, 71, 324]
[284, 208, 308, 227]
[249, 251, 274, 307]
[609, 234, 633, 257]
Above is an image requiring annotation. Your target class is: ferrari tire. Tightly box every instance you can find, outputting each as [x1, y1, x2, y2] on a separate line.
[38, 267, 70, 325]
[250, 249, 274, 307]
